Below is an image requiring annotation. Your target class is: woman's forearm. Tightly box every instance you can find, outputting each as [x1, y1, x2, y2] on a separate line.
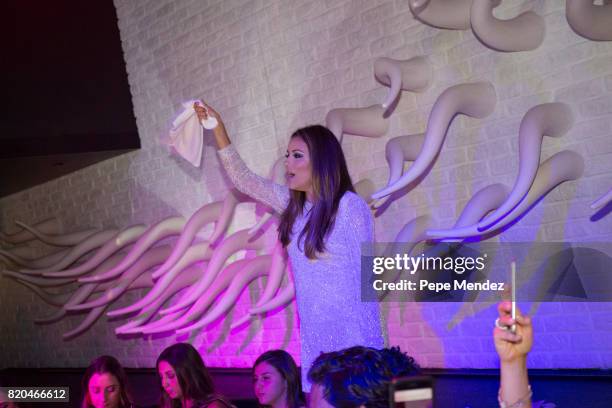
[499, 358, 531, 408]
[212, 121, 231, 149]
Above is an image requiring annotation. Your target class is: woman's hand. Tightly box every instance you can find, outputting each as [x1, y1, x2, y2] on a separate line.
[193, 101, 231, 149]
[494, 301, 533, 363]
[194, 101, 223, 125]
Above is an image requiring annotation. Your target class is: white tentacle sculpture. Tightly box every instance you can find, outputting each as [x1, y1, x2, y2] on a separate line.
[325, 105, 390, 142]
[155, 202, 221, 267]
[34, 253, 126, 324]
[161, 227, 274, 314]
[17, 229, 119, 275]
[14, 221, 98, 247]
[136, 259, 246, 334]
[427, 150, 585, 239]
[453, 184, 510, 231]
[371, 82, 497, 200]
[0, 218, 62, 244]
[107, 241, 213, 316]
[1, 269, 74, 287]
[372, 133, 425, 209]
[409, 0, 475, 30]
[477, 103, 574, 231]
[114, 266, 202, 335]
[0, 247, 70, 270]
[374, 57, 432, 111]
[566, 0, 612, 41]
[66, 245, 173, 311]
[63, 272, 156, 340]
[470, 0, 546, 52]
[231, 242, 288, 329]
[176, 255, 273, 334]
[153, 191, 245, 279]
[4, 150, 298, 340]
[248, 281, 295, 315]
[591, 188, 612, 210]
[80, 216, 186, 282]
[43, 225, 147, 278]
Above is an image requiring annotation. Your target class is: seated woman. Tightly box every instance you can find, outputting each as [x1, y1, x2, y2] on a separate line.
[156, 343, 233, 408]
[81, 355, 133, 408]
[252, 350, 305, 408]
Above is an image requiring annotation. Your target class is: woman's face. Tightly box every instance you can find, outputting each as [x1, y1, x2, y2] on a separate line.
[87, 372, 121, 408]
[158, 360, 182, 400]
[253, 362, 288, 408]
[285, 137, 313, 197]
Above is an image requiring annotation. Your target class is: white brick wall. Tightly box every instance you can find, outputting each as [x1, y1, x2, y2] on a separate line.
[1, 0, 611, 371]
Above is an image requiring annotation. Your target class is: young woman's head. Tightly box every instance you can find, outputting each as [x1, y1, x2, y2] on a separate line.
[81, 355, 131, 408]
[279, 125, 355, 258]
[156, 343, 216, 407]
[253, 350, 304, 408]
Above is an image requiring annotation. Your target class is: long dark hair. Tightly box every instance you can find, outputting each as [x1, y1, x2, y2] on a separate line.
[156, 343, 216, 408]
[81, 355, 132, 408]
[278, 125, 355, 259]
[253, 350, 304, 408]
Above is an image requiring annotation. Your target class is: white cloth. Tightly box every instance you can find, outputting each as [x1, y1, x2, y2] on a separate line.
[166, 100, 203, 167]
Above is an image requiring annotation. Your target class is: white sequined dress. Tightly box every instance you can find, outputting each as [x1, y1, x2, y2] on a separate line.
[217, 144, 384, 390]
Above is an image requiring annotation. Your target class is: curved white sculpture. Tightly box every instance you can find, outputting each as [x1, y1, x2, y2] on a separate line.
[591, 188, 612, 210]
[176, 255, 273, 334]
[325, 105, 390, 142]
[106, 241, 213, 316]
[249, 281, 295, 315]
[409, 0, 474, 30]
[63, 273, 156, 340]
[43, 225, 147, 278]
[34, 253, 126, 324]
[374, 57, 432, 110]
[566, 0, 612, 41]
[372, 82, 497, 200]
[3, 151, 297, 341]
[149, 201, 222, 279]
[230, 242, 288, 329]
[138, 259, 246, 334]
[0, 247, 70, 269]
[478, 103, 574, 231]
[66, 245, 172, 311]
[1, 269, 74, 287]
[0, 218, 62, 244]
[427, 150, 585, 239]
[372, 133, 425, 209]
[160, 227, 273, 314]
[470, 0, 545, 52]
[454, 183, 509, 230]
[79, 216, 185, 282]
[208, 191, 240, 244]
[14, 221, 98, 247]
[114, 266, 201, 335]
[18, 229, 119, 275]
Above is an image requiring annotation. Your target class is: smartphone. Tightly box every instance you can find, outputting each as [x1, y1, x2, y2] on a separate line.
[389, 376, 434, 408]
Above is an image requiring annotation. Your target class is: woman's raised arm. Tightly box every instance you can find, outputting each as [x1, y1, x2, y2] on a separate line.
[196, 102, 289, 214]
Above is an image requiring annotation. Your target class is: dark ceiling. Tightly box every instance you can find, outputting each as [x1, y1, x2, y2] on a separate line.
[0, 0, 140, 198]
